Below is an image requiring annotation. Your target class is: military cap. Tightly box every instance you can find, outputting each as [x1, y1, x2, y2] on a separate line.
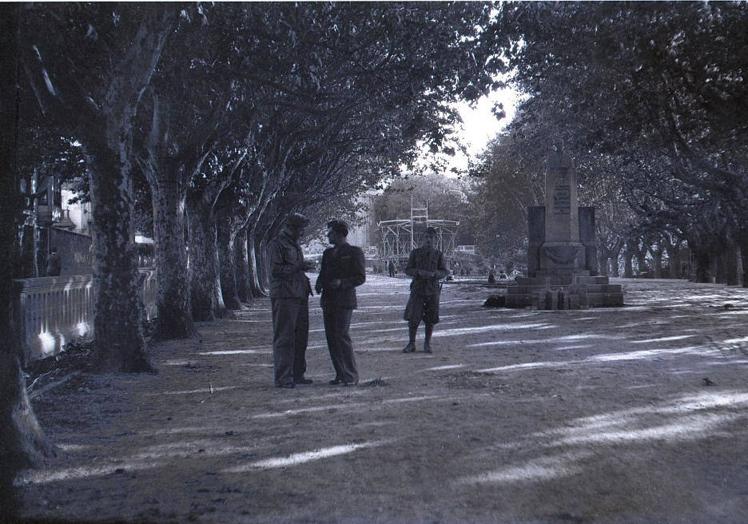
[424, 226, 438, 236]
[285, 213, 309, 228]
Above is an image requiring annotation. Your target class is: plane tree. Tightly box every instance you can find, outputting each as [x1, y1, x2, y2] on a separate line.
[493, 1, 748, 283]
[20, 3, 177, 370]
[0, 5, 53, 513]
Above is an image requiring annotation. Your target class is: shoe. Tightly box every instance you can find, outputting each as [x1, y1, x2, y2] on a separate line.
[423, 343, 432, 354]
[277, 383, 295, 389]
[295, 377, 313, 385]
[402, 342, 416, 353]
[329, 378, 343, 385]
[342, 380, 358, 387]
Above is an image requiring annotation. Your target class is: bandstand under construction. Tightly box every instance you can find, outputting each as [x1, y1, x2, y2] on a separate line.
[377, 204, 459, 265]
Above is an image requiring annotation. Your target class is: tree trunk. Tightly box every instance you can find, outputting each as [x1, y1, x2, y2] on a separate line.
[72, 6, 175, 371]
[235, 227, 250, 303]
[623, 246, 634, 278]
[85, 129, 152, 372]
[693, 248, 712, 283]
[217, 215, 241, 310]
[609, 244, 622, 277]
[598, 256, 610, 277]
[724, 243, 740, 286]
[149, 161, 194, 338]
[739, 235, 748, 288]
[0, 8, 53, 510]
[652, 248, 664, 279]
[258, 231, 274, 291]
[714, 251, 727, 284]
[247, 225, 267, 298]
[187, 202, 225, 320]
[737, 246, 744, 288]
[665, 246, 679, 278]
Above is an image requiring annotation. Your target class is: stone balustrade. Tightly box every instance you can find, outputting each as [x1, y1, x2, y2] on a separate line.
[14, 270, 157, 363]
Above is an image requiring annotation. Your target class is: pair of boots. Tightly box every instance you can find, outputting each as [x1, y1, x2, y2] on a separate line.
[402, 341, 431, 353]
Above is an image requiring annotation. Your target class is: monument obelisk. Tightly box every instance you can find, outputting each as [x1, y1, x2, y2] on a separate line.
[538, 140, 584, 281]
[504, 141, 624, 309]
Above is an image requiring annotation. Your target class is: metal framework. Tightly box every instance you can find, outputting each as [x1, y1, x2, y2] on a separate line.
[378, 203, 459, 264]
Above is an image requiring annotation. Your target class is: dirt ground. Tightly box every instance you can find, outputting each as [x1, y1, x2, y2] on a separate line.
[16, 274, 748, 523]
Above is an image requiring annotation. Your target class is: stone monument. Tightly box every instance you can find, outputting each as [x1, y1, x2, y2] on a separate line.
[506, 141, 624, 309]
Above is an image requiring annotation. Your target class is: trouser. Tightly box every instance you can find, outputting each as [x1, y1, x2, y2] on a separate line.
[323, 307, 358, 384]
[271, 297, 309, 386]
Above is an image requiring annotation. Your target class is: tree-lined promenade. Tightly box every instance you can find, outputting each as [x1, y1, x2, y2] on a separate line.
[2, 4, 502, 503]
[2, 2, 748, 521]
[17, 276, 748, 522]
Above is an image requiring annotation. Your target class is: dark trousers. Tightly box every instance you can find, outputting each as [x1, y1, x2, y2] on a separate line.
[323, 307, 358, 384]
[271, 298, 309, 386]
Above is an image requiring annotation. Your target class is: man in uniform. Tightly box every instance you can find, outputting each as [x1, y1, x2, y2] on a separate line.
[268, 213, 315, 388]
[315, 220, 366, 385]
[403, 227, 448, 354]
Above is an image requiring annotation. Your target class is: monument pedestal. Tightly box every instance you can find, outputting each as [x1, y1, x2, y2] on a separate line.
[506, 271, 624, 309]
[505, 146, 623, 309]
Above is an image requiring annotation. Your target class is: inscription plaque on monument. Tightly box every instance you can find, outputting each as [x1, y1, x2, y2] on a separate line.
[544, 141, 579, 243]
[552, 169, 571, 215]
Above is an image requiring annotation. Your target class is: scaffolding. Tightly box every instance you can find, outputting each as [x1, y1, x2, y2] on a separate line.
[377, 202, 459, 264]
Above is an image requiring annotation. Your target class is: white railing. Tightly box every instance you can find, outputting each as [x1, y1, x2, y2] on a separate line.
[14, 270, 157, 363]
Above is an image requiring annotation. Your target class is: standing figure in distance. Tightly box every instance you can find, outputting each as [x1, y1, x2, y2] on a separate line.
[403, 227, 448, 354]
[46, 247, 61, 277]
[268, 213, 315, 389]
[388, 260, 396, 277]
[315, 220, 366, 386]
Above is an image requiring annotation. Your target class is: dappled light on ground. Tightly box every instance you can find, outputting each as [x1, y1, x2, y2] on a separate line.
[460, 390, 748, 488]
[424, 364, 465, 371]
[631, 335, 697, 344]
[222, 441, 391, 472]
[22, 275, 748, 522]
[198, 349, 271, 355]
[152, 386, 239, 396]
[437, 322, 554, 338]
[17, 461, 164, 486]
[476, 345, 723, 373]
[457, 451, 593, 485]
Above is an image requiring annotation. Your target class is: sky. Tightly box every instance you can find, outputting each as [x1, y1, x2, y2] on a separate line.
[412, 86, 521, 179]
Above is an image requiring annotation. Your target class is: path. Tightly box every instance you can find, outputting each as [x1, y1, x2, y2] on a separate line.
[20, 275, 748, 523]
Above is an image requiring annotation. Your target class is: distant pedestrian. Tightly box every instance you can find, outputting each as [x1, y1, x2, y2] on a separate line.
[488, 269, 496, 284]
[402, 227, 448, 354]
[388, 260, 396, 277]
[46, 247, 61, 277]
[315, 220, 366, 386]
[268, 213, 315, 389]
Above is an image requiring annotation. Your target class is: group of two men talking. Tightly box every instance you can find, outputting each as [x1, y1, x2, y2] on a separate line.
[268, 213, 448, 389]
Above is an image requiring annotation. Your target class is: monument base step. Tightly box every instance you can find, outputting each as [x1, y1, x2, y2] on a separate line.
[504, 291, 624, 309]
[504, 273, 624, 309]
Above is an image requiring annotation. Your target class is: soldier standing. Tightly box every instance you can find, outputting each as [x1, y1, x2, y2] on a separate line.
[402, 227, 448, 354]
[315, 220, 366, 385]
[268, 213, 315, 389]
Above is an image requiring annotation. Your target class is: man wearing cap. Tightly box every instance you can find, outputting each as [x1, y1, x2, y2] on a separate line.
[268, 213, 315, 388]
[403, 227, 449, 353]
[315, 220, 366, 385]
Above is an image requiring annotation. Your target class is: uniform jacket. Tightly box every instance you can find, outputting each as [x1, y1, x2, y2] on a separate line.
[405, 246, 448, 296]
[268, 231, 312, 299]
[316, 243, 366, 309]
